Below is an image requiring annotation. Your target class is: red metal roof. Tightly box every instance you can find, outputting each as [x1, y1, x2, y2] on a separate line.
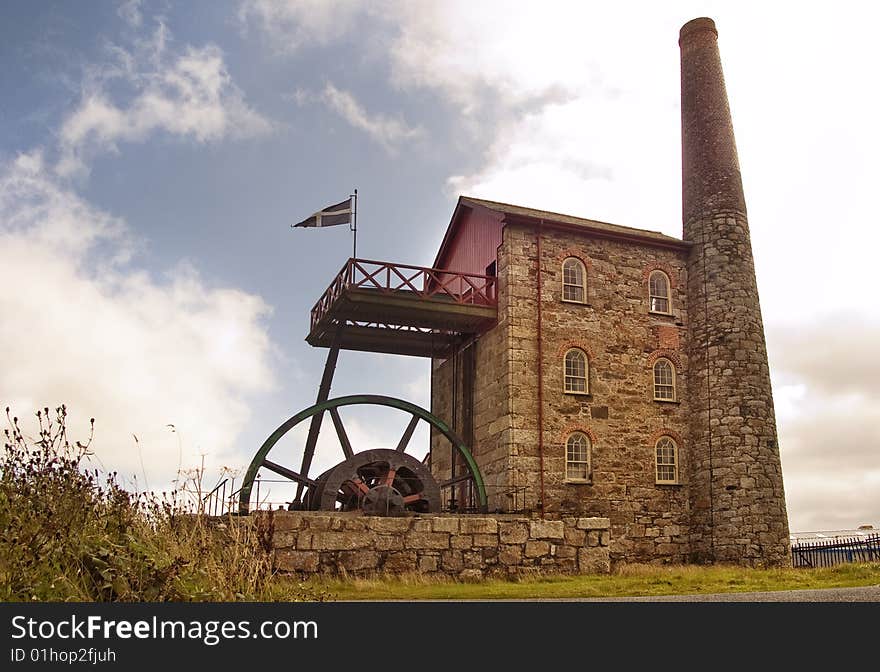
[432, 195, 689, 271]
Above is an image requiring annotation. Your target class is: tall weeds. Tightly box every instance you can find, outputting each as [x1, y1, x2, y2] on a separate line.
[0, 406, 323, 602]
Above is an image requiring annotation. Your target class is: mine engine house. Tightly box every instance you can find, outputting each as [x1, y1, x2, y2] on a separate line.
[241, 17, 790, 567]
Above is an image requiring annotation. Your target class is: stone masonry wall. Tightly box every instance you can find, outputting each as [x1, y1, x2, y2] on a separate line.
[264, 511, 610, 579]
[431, 213, 791, 568]
[684, 211, 791, 566]
[680, 19, 791, 566]
[431, 234, 513, 512]
[504, 223, 694, 564]
[430, 223, 700, 565]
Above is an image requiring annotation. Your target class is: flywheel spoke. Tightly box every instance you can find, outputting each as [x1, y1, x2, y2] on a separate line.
[395, 414, 420, 452]
[345, 476, 371, 496]
[261, 459, 318, 487]
[329, 407, 354, 459]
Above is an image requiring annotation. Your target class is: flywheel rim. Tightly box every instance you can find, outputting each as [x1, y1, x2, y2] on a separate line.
[238, 395, 486, 514]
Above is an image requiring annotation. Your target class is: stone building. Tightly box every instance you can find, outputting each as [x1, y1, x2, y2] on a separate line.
[429, 18, 791, 567]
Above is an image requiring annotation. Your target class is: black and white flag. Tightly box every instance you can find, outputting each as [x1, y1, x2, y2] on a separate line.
[292, 197, 353, 228]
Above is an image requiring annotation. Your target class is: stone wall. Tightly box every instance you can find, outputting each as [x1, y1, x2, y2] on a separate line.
[263, 511, 610, 579]
[433, 222, 696, 564]
[680, 18, 791, 566]
[684, 210, 791, 566]
[431, 236, 513, 512]
[505, 224, 693, 564]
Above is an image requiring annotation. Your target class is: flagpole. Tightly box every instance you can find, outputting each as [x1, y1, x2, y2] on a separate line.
[351, 189, 358, 260]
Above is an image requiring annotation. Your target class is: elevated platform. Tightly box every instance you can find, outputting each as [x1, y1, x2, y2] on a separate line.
[307, 259, 497, 358]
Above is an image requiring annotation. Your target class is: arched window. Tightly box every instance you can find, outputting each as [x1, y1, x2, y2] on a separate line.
[565, 432, 591, 481]
[564, 348, 589, 394]
[562, 257, 586, 303]
[655, 436, 679, 484]
[649, 270, 671, 313]
[653, 358, 676, 401]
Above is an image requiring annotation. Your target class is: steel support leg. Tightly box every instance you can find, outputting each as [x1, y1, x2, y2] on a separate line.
[295, 328, 342, 503]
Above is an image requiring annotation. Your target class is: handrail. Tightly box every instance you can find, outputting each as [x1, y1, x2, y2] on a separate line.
[202, 477, 242, 516]
[202, 478, 229, 516]
[310, 258, 497, 330]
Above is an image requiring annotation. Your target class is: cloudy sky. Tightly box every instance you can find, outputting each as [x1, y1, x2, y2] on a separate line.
[1, 0, 877, 533]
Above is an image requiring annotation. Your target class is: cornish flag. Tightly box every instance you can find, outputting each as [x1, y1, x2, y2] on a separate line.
[292, 197, 353, 228]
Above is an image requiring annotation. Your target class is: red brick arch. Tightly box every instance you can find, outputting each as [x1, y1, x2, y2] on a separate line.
[559, 425, 598, 445]
[649, 428, 683, 447]
[648, 349, 683, 370]
[643, 263, 679, 289]
[557, 250, 593, 271]
[557, 341, 595, 360]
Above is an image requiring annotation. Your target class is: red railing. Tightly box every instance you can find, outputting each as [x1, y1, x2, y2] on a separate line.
[310, 258, 497, 330]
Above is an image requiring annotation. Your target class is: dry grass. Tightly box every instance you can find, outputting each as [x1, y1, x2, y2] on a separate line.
[0, 406, 327, 602]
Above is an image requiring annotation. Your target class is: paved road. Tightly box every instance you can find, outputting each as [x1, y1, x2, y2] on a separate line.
[551, 585, 880, 602]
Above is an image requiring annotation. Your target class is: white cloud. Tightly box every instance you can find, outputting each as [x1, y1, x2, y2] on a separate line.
[385, 1, 627, 109]
[298, 83, 422, 153]
[446, 93, 678, 229]
[0, 151, 132, 260]
[243, 1, 683, 225]
[769, 317, 880, 532]
[117, 0, 143, 28]
[240, 1, 637, 107]
[0, 153, 277, 490]
[57, 24, 272, 177]
[237, 0, 365, 52]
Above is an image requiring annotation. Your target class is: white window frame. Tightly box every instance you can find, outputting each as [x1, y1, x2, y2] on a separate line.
[653, 358, 676, 401]
[649, 270, 672, 314]
[655, 436, 679, 484]
[564, 348, 589, 395]
[565, 432, 591, 483]
[562, 257, 586, 304]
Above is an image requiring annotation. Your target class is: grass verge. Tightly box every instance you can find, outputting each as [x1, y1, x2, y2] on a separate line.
[307, 562, 880, 601]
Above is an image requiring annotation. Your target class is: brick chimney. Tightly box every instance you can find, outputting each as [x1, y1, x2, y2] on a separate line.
[679, 17, 791, 566]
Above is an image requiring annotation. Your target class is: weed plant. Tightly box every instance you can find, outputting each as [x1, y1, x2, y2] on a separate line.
[0, 405, 325, 602]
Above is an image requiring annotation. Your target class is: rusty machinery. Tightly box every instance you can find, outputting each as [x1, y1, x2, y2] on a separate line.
[239, 259, 496, 517]
[238, 395, 487, 516]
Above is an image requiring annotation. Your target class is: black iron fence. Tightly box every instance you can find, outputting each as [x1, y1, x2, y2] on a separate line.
[791, 533, 880, 568]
